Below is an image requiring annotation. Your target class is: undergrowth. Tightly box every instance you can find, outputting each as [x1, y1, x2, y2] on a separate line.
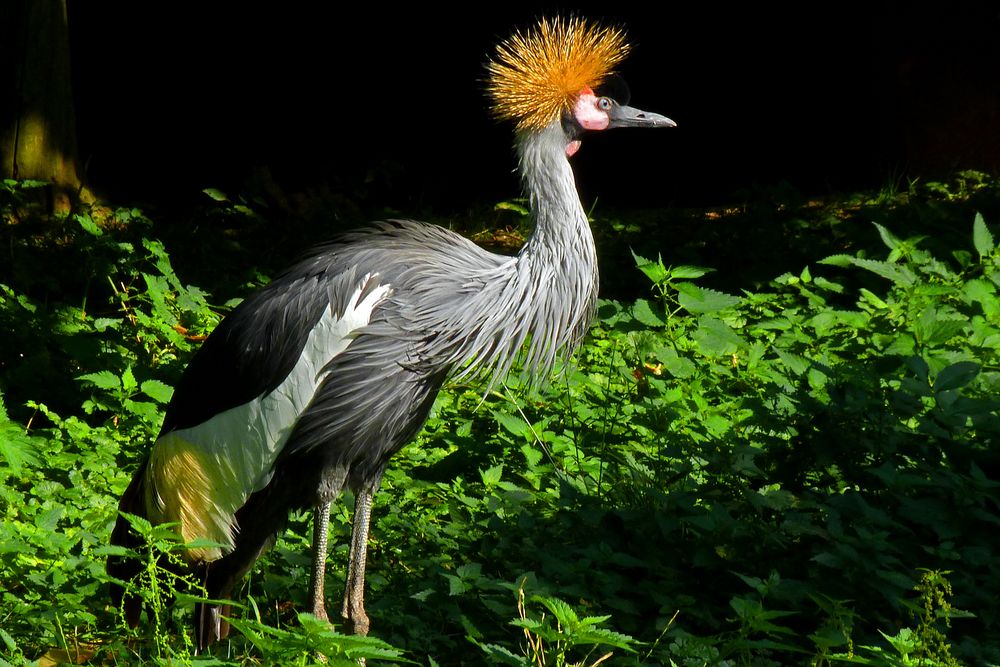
[1, 174, 999, 665]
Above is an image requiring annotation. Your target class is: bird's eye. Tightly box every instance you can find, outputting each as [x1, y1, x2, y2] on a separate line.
[597, 97, 613, 111]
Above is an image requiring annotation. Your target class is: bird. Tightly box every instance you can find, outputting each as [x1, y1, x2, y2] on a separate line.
[107, 15, 675, 650]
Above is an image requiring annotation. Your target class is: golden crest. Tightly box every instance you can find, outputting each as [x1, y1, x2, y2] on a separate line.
[487, 16, 631, 131]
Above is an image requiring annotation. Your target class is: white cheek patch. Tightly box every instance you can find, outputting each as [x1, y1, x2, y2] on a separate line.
[144, 274, 392, 562]
[573, 92, 610, 131]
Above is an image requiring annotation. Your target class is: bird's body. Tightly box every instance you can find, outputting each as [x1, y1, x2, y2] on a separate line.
[108, 17, 673, 648]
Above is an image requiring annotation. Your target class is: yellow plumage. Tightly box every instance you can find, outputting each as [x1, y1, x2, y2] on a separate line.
[487, 16, 631, 132]
[145, 433, 235, 562]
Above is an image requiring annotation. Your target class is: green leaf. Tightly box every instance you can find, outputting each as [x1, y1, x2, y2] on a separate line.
[494, 412, 530, 439]
[676, 283, 741, 314]
[35, 505, 64, 531]
[973, 212, 995, 258]
[578, 614, 613, 627]
[859, 288, 888, 310]
[121, 366, 138, 393]
[656, 345, 696, 379]
[74, 213, 103, 237]
[874, 222, 902, 250]
[820, 254, 916, 285]
[0, 627, 17, 653]
[775, 350, 810, 376]
[532, 595, 579, 626]
[0, 397, 40, 473]
[692, 316, 744, 356]
[141, 379, 174, 404]
[203, 187, 229, 202]
[520, 444, 542, 468]
[880, 628, 919, 653]
[456, 563, 482, 580]
[444, 574, 469, 596]
[631, 298, 665, 327]
[473, 640, 531, 666]
[0, 430, 40, 473]
[480, 464, 503, 487]
[818, 254, 854, 267]
[807, 311, 838, 337]
[851, 258, 917, 286]
[934, 362, 980, 392]
[631, 250, 668, 284]
[914, 309, 966, 346]
[494, 200, 529, 216]
[671, 265, 713, 279]
[77, 371, 121, 391]
[121, 511, 152, 535]
[92, 317, 122, 331]
[570, 628, 638, 652]
[813, 275, 845, 293]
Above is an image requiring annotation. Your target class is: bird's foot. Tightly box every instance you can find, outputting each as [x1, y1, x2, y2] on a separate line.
[342, 603, 370, 636]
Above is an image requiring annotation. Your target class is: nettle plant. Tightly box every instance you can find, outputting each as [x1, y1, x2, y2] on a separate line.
[2, 173, 998, 665]
[605, 214, 999, 661]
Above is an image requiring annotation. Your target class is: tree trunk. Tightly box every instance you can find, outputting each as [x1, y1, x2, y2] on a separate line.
[0, 0, 83, 210]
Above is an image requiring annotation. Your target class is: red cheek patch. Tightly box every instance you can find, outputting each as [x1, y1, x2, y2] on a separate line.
[573, 92, 610, 131]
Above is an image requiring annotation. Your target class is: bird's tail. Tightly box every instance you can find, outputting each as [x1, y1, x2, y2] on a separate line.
[106, 460, 149, 627]
[105, 458, 227, 650]
[107, 462, 220, 651]
[108, 457, 300, 650]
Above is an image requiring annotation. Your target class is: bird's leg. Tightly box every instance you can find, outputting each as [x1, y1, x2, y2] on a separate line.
[341, 485, 375, 636]
[309, 499, 332, 622]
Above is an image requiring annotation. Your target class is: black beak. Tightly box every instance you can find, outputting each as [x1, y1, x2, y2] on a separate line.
[607, 104, 676, 129]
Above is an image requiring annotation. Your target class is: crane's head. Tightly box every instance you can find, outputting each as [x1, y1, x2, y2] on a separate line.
[487, 16, 675, 156]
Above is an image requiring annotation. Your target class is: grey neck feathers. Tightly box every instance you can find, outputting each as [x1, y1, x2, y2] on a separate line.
[445, 121, 599, 388]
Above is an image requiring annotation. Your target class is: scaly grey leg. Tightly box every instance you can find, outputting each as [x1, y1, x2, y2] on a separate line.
[341, 486, 375, 636]
[309, 500, 332, 621]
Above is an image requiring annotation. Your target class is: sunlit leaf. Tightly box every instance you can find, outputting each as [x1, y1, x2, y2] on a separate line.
[76, 371, 120, 391]
[692, 316, 744, 356]
[141, 379, 174, 404]
[631, 298, 665, 326]
[973, 212, 995, 258]
[676, 283, 741, 314]
[631, 249, 669, 284]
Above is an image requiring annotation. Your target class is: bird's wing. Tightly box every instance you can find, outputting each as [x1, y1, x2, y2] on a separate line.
[148, 261, 392, 560]
[252, 220, 514, 490]
[160, 279, 325, 433]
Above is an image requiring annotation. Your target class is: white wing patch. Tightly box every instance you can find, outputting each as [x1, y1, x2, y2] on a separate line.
[144, 274, 391, 562]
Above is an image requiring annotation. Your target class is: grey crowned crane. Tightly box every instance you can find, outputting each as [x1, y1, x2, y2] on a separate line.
[108, 16, 675, 648]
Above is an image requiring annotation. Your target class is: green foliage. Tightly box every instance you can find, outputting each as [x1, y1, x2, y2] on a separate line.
[2, 176, 1000, 665]
[0, 394, 130, 660]
[0, 195, 225, 663]
[227, 612, 408, 665]
[475, 579, 638, 666]
[109, 513, 206, 663]
[610, 215, 997, 663]
[830, 570, 967, 667]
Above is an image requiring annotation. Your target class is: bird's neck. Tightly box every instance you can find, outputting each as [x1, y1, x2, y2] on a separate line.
[516, 123, 594, 261]
[434, 122, 599, 388]
[504, 122, 598, 377]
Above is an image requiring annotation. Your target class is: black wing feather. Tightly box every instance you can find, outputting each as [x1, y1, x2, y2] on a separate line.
[161, 266, 342, 433]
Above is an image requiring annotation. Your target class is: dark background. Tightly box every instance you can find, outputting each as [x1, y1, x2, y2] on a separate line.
[66, 3, 1000, 211]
